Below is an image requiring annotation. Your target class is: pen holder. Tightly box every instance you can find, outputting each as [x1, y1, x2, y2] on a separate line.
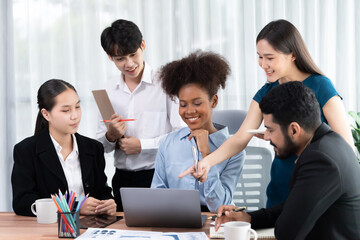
[57, 211, 80, 238]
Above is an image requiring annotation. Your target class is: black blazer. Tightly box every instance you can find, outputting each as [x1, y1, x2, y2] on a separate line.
[249, 123, 360, 240]
[11, 128, 113, 216]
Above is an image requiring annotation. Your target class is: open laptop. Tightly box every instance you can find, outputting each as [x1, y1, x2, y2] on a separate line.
[120, 188, 207, 228]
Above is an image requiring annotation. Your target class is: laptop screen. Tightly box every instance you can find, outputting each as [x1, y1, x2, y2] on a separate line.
[120, 188, 206, 228]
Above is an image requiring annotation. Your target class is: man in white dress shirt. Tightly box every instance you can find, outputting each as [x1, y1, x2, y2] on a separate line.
[97, 19, 184, 211]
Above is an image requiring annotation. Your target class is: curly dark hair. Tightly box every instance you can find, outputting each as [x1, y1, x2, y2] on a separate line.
[160, 51, 230, 100]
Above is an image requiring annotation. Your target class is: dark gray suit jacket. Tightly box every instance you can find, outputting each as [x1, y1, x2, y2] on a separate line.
[11, 128, 113, 216]
[249, 123, 360, 240]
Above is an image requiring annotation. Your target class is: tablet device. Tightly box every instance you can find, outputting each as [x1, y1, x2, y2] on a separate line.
[92, 89, 115, 129]
[120, 188, 206, 228]
[79, 215, 122, 229]
[247, 129, 266, 134]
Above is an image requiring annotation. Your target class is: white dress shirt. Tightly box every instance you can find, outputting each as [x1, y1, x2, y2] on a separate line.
[96, 62, 185, 171]
[50, 133, 85, 195]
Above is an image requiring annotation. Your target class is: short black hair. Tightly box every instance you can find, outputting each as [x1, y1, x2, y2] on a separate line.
[259, 81, 321, 133]
[160, 50, 230, 100]
[101, 19, 143, 56]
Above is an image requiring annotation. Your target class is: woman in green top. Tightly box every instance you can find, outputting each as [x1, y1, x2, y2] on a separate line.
[179, 19, 354, 207]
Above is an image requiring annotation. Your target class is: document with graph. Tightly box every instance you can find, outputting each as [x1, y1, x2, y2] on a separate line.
[210, 226, 275, 239]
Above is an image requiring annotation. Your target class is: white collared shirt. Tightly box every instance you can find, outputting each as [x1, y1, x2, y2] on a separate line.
[50, 133, 85, 195]
[96, 62, 185, 171]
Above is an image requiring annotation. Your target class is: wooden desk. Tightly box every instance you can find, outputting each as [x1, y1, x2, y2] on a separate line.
[0, 212, 215, 240]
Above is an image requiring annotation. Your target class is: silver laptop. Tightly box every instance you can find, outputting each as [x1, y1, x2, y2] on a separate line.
[120, 188, 207, 228]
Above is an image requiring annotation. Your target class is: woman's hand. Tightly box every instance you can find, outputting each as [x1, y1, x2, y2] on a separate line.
[80, 197, 117, 216]
[179, 129, 211, 182]
[188, 129, 211, 157]
[79, 197, 101, 215]
[254, 133, 265, 140]
[95, 199, 117, 216]
[178, 156, 211, 182]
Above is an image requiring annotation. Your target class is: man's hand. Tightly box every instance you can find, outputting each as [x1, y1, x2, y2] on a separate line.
[95, 199, 117, 216]
[118, 136, 141, 155]
[105, 113, 127, 142]
[215, 205, 251, 231]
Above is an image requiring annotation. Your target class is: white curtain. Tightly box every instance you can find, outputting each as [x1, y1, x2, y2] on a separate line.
[1, 0, 15, 212]
[2, 0, 360, 211]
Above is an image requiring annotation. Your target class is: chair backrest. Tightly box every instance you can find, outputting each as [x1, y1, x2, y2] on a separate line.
[212, 110, 272, 210]
[233, 146, 272, 211]
[212, 109, 247, 134]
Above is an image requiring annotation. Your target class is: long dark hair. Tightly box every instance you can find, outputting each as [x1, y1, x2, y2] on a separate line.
[257, 19, 323, 76]
[34, 79, 77, 135]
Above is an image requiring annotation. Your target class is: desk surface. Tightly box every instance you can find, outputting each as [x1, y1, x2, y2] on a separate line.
[0, 212, 215, 240]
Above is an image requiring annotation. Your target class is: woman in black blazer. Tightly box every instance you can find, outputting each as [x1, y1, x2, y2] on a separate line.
[11, 79, 116, 216]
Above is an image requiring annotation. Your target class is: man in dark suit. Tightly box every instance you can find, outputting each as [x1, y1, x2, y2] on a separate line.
[215, 81, 360, 240]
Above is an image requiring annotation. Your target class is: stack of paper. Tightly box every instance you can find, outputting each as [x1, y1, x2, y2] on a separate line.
[76, 228, 208, 240]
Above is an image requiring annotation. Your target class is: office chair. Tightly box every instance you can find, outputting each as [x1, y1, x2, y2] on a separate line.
[212, 109, 272, 210]
[233, 146, 272, 211]
[212, 109, 247, 134]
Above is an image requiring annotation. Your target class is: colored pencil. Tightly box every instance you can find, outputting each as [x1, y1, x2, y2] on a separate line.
[51, 195, 75, 235]
[100, 119, 136, 122]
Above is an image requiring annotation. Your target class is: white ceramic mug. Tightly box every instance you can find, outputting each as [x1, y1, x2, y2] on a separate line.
[30, 198, 57, 224]
[224, 221, 258, 240]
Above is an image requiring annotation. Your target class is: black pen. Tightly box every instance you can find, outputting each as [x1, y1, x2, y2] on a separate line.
[208, 206, 246, 220]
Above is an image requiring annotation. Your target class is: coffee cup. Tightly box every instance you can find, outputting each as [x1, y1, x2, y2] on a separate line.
[224, 221, 258, 240]
[30, 198, 57, 224]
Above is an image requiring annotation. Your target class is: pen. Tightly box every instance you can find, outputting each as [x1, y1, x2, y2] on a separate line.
[100, 119, 136, 122]
[192, 146, 201, 185]
[207, 206, 246, 220]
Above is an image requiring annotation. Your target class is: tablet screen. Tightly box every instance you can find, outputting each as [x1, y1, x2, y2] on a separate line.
[79, 215, 123, 229]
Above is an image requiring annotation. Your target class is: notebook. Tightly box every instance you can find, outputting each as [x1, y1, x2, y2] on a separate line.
[120, 188, 207, 228]
[92, 89, 115, 129]
[210, 227, 275, 239]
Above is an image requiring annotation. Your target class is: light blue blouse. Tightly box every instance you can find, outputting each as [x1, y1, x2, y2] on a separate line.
[151, 124, 245, 212]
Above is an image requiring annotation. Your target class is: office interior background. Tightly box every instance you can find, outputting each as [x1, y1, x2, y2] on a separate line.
[1, 0, 360, 212]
